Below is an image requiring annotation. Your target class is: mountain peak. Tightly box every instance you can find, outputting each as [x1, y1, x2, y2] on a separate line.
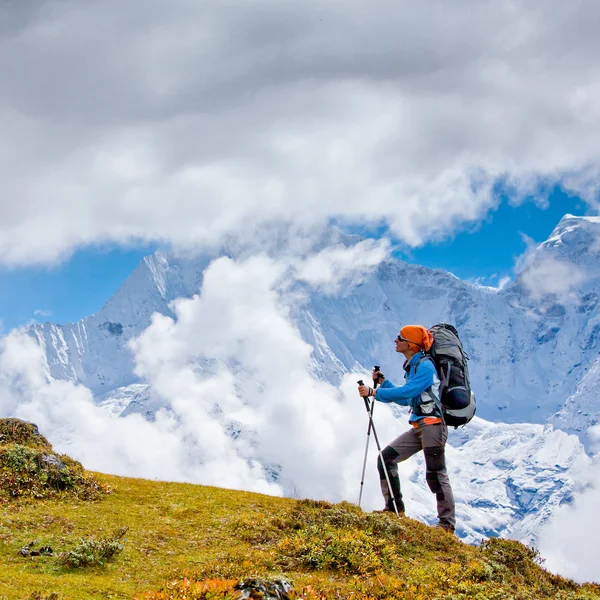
[559, 213, 600, 224]
[541, 213, 600, 255]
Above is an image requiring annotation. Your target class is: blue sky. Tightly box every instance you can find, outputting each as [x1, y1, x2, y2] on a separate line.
[0, 244, 157, 332]
[0, 190, 587, 332]
[401, 187, 588, 282]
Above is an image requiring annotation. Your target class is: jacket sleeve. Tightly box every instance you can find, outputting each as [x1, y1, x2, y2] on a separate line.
[375, 362, 434, 406]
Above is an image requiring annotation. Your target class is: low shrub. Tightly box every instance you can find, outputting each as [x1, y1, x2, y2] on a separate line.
[57, 526, 128, 568]
[0, 418, 109, 502]
[137, 577, 326, 600]
[0, 443, 108, 501]
[0, 419, 52, 450]
[276, 524, 398, 575]
[480, 537, 582, 594]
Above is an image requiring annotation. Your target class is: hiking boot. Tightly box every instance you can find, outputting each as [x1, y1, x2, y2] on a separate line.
[435, 523, 455, 534]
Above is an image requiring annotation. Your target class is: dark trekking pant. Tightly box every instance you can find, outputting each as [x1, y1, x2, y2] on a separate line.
[377, 421, 455, 529]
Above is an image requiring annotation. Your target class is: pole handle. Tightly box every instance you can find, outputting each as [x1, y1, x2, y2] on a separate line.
[373, 365, 384, 389]
[358, 380, 375, 397]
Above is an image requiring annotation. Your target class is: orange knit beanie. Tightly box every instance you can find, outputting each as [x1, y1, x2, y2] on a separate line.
[399, 325, 434, 352]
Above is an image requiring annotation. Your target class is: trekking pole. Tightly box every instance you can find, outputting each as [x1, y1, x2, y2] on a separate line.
[357, 377, 377, 507]
[358, 365, 384, 506]
[357, 373, 400, 517]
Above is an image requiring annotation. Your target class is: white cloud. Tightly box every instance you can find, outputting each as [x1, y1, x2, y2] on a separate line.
[469, 274, 512, 292]
[1, 0, 600, 264]
[590, 425, 600, 455]
[514, 233, 538, 274]
[0, 329, 279, 492]
[295, 239, 390, 292]
[0, 247, 401, 506]
[33, 309, 52, 317]
[537, 447, 600, 584]
[519, 255, 585, 303]
[496, 276, 512, 291]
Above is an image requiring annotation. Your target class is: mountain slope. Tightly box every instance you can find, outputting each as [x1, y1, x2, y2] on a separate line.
[549, 355, 600, 449]
[1, 459, 598, 598]
[30, 215, 600, 427]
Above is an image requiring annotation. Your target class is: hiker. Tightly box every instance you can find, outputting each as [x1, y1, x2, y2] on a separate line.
[358, 325, 456, 533]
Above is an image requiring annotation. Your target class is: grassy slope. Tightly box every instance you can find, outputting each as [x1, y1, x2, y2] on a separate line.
[1, 472, 599, 600]
[0, 473, 285, 599]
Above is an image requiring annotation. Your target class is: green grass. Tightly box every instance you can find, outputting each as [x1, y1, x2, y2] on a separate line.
[0, 419, 107, 502]
[1, 417, 599, 599]
[1, 475, 599, 599]
[0, 474, 292, 599]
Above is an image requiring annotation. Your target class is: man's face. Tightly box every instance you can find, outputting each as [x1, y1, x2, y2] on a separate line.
[395, 334, 410, 353]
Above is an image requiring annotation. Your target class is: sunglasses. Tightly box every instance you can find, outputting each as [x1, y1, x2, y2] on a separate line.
[395, 335, 411, 343]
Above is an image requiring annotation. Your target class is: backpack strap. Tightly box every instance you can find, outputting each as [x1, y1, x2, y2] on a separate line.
[416, 353, 434, 370]
[419, 353, 451, 394]
[415, 354, 445, 422]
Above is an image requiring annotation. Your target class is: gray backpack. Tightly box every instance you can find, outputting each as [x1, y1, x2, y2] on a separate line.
[428, 323, 476, 427]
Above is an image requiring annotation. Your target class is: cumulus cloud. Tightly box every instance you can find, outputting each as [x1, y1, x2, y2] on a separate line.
[131, 255, 358, 499]
[1, 0, 600, 264]
[538, 447, 600, 583]
[0, 329, 280, 493]
[0, 247, 405, 506]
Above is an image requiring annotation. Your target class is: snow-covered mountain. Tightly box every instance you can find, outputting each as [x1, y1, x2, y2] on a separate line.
[446, 418, 588, 544]
[31, 214, 600, 428]
[549, 355, 600, 450]
[26, 214, 600, 545]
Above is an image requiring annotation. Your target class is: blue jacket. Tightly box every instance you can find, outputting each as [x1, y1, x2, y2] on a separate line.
[374, 352, 441, 423]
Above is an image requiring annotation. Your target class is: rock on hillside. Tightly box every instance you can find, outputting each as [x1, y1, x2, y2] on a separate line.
[0, 418, 107, 501]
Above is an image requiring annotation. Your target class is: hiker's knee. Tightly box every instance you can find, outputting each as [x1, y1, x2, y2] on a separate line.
[377, 446, 399, 476]
[424, 446, 446, 494]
